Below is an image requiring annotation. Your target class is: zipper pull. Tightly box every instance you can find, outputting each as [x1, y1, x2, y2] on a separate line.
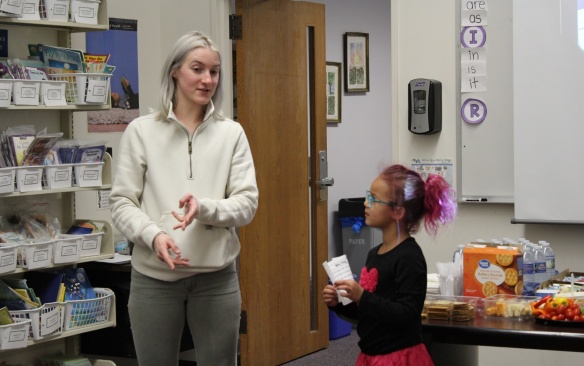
[188, 141, 192, 154]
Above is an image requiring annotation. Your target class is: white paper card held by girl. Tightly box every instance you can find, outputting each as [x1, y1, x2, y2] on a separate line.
[323, 254, 354, 305]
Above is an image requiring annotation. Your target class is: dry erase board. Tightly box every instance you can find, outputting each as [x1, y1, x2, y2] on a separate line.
[457, 0, 514, 203]
[512, 0, 584, 224]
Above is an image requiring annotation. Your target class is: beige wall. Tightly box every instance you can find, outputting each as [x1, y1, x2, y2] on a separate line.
[392, 0, 584, 364]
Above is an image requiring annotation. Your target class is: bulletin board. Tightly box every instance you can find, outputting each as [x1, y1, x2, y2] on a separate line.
[457, 0, 514, 203]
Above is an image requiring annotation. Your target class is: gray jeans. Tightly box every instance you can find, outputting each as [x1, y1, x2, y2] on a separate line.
[128, 264, 241, 366]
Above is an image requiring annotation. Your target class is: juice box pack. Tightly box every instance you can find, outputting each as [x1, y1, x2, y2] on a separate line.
[463, 243, 524, 298]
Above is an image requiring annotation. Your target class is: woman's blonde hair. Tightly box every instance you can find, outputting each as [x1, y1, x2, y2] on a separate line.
[156, 30, 223, 121]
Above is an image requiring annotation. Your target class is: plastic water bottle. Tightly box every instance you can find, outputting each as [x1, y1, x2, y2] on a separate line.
[452, 244, 465, 263]
[540, 241, 556, 281]
[522, 244, 535, 289]
[531, 243, 547, 285]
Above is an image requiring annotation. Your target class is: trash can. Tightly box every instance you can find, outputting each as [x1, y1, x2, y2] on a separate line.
[338, 198, 382, 281]
[329, 309, 352, 340]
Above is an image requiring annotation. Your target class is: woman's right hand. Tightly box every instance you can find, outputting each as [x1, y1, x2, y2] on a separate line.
[322, 284, 339, 307]
[152, 233, 190, 270]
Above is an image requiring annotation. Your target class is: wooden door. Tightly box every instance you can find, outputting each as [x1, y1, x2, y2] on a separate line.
[235, 0, 330, 365]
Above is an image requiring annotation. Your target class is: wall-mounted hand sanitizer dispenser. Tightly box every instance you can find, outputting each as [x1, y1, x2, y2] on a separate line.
[408, 78, 442, 135]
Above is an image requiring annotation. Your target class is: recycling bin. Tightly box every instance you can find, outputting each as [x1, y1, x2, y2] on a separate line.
[338, 198, 382, 281]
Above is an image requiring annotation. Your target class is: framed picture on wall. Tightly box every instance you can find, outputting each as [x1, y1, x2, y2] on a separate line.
[326, 62, 342, 123]
[343, 32, 370, 93]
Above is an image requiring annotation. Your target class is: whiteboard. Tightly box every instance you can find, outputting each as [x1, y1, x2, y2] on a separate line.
[513, 0, 584, 223]
[457, 0, 514, 203]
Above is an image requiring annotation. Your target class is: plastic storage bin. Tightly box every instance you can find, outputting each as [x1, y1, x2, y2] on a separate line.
[18, 0, 41, 20]
[53, 236, 81, 264]
[40, 0, 69, 21]
[0, 318, 31, 350]
[70, 0, 100, 24]
[10, 302, 65, 340]
[0, 167, 15, 193]
[15, 166, 43, 192]
[329, 309, 352, 340]
[0, 79, 12, 108]
[62, 232, 103, 257]
[73, 162, 104, 187]
[17, 240, 53, 269]
[483, 294, 539, 320]
[0, 243, 18, 274]
[0, 0, 24, 17]
[63, 287, 113, 330]
[41, 79, 67, 106]
[12, 80, 40, 106]
[338, 197, 382, 280]
[43, 164, 73, 189]
[48, 73, 111, 105]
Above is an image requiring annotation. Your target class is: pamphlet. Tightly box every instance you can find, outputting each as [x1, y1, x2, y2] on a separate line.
[322, 254, 354, 305]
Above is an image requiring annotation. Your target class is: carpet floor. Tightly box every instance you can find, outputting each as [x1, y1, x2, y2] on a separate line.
[279, 329, 360, 366]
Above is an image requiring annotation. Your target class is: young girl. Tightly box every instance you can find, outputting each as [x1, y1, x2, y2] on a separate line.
[322, 164, 457, 366]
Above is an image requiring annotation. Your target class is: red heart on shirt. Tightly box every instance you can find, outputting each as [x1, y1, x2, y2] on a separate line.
[359, 267, 378, 292]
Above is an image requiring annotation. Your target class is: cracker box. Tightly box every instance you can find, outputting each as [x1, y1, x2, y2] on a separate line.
[463, 243, 524, 298]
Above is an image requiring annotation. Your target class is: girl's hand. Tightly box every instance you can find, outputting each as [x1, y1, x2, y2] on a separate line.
[322, 284, 339, 307]
[152, 233, 190, 270]
[334, 279, 364, 304]
[172, 193, 199, 230]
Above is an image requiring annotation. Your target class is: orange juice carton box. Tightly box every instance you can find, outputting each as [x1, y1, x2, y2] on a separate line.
[463, 243, 524, 298]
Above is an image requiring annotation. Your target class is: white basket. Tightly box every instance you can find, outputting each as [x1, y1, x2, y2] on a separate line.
[63, 288, 113, 330]
[41, 79, 67, 106]
[10, 302, 65, 340]
[0, 167, 15, 194]
[0, 243, 18, 274]
[52, 236, 81, 264]
[40, 0, 69, 21]
[43, 164, 73, 189]
[17, 240, 53, 269]
[48, 73, 111, 105]
[73, 162, 104, 187]
[0, 0, 24, 17]
[69, 0, 99, 24]
[18, 0, 40, 20]
[15, 165, 43, 192]
[12, 79, 40, 106]
[62, 232, 102, 257]
[0, 79, 12, 108]
[0, 318, 31, 350]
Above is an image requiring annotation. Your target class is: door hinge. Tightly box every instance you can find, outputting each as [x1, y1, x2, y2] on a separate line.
[239, 310, 247, 334]
[230, 14, 242, 40]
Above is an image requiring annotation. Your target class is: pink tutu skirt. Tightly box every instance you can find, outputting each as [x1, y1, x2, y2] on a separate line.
[355, 343, 434, 366]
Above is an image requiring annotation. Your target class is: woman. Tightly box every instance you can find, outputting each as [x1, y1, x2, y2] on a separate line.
[110, 31, 258, 366]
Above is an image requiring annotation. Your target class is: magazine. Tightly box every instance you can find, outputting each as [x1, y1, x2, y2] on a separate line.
[40, 44, 86, 74]
[22, 132, 63, 166]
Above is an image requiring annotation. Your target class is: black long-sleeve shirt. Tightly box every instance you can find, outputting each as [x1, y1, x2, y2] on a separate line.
[332, 237, 427, 355]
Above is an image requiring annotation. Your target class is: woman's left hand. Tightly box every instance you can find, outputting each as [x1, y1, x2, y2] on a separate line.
[172, 193, 199, 230]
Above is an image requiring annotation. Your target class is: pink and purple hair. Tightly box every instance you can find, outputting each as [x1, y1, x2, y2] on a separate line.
[379, 164, 457, 237]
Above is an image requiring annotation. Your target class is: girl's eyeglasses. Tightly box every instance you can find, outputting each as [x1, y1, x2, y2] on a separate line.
[365, 190, 397, 208]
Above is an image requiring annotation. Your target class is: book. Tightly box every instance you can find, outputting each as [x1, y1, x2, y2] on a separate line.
[0, 306, 13, 325]
[73, 143, 106, 163]
[62, 267, 96, 301]
[322, 254, 354, 305]
[8, 134, 35, 166]
[40, 44, 86, 75]
[24, 271, 64, 305]
[21, 132, 63, 166]
[57, 282, 66, 302]
[0, 279, 37, 310]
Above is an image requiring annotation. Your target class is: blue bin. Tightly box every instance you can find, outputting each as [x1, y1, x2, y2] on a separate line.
[329, 309, 352, 340]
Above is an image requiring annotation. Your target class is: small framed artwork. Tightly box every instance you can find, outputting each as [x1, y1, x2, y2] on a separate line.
[343, 32, 370, 93]
[326, 62, 342, 123]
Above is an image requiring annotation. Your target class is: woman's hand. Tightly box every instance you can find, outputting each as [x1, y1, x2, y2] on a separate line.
[152, 233, 190, 270]
[333, 279, 364, 304]
[172, 193, 199, 230]
[322, 284, 340, 307]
